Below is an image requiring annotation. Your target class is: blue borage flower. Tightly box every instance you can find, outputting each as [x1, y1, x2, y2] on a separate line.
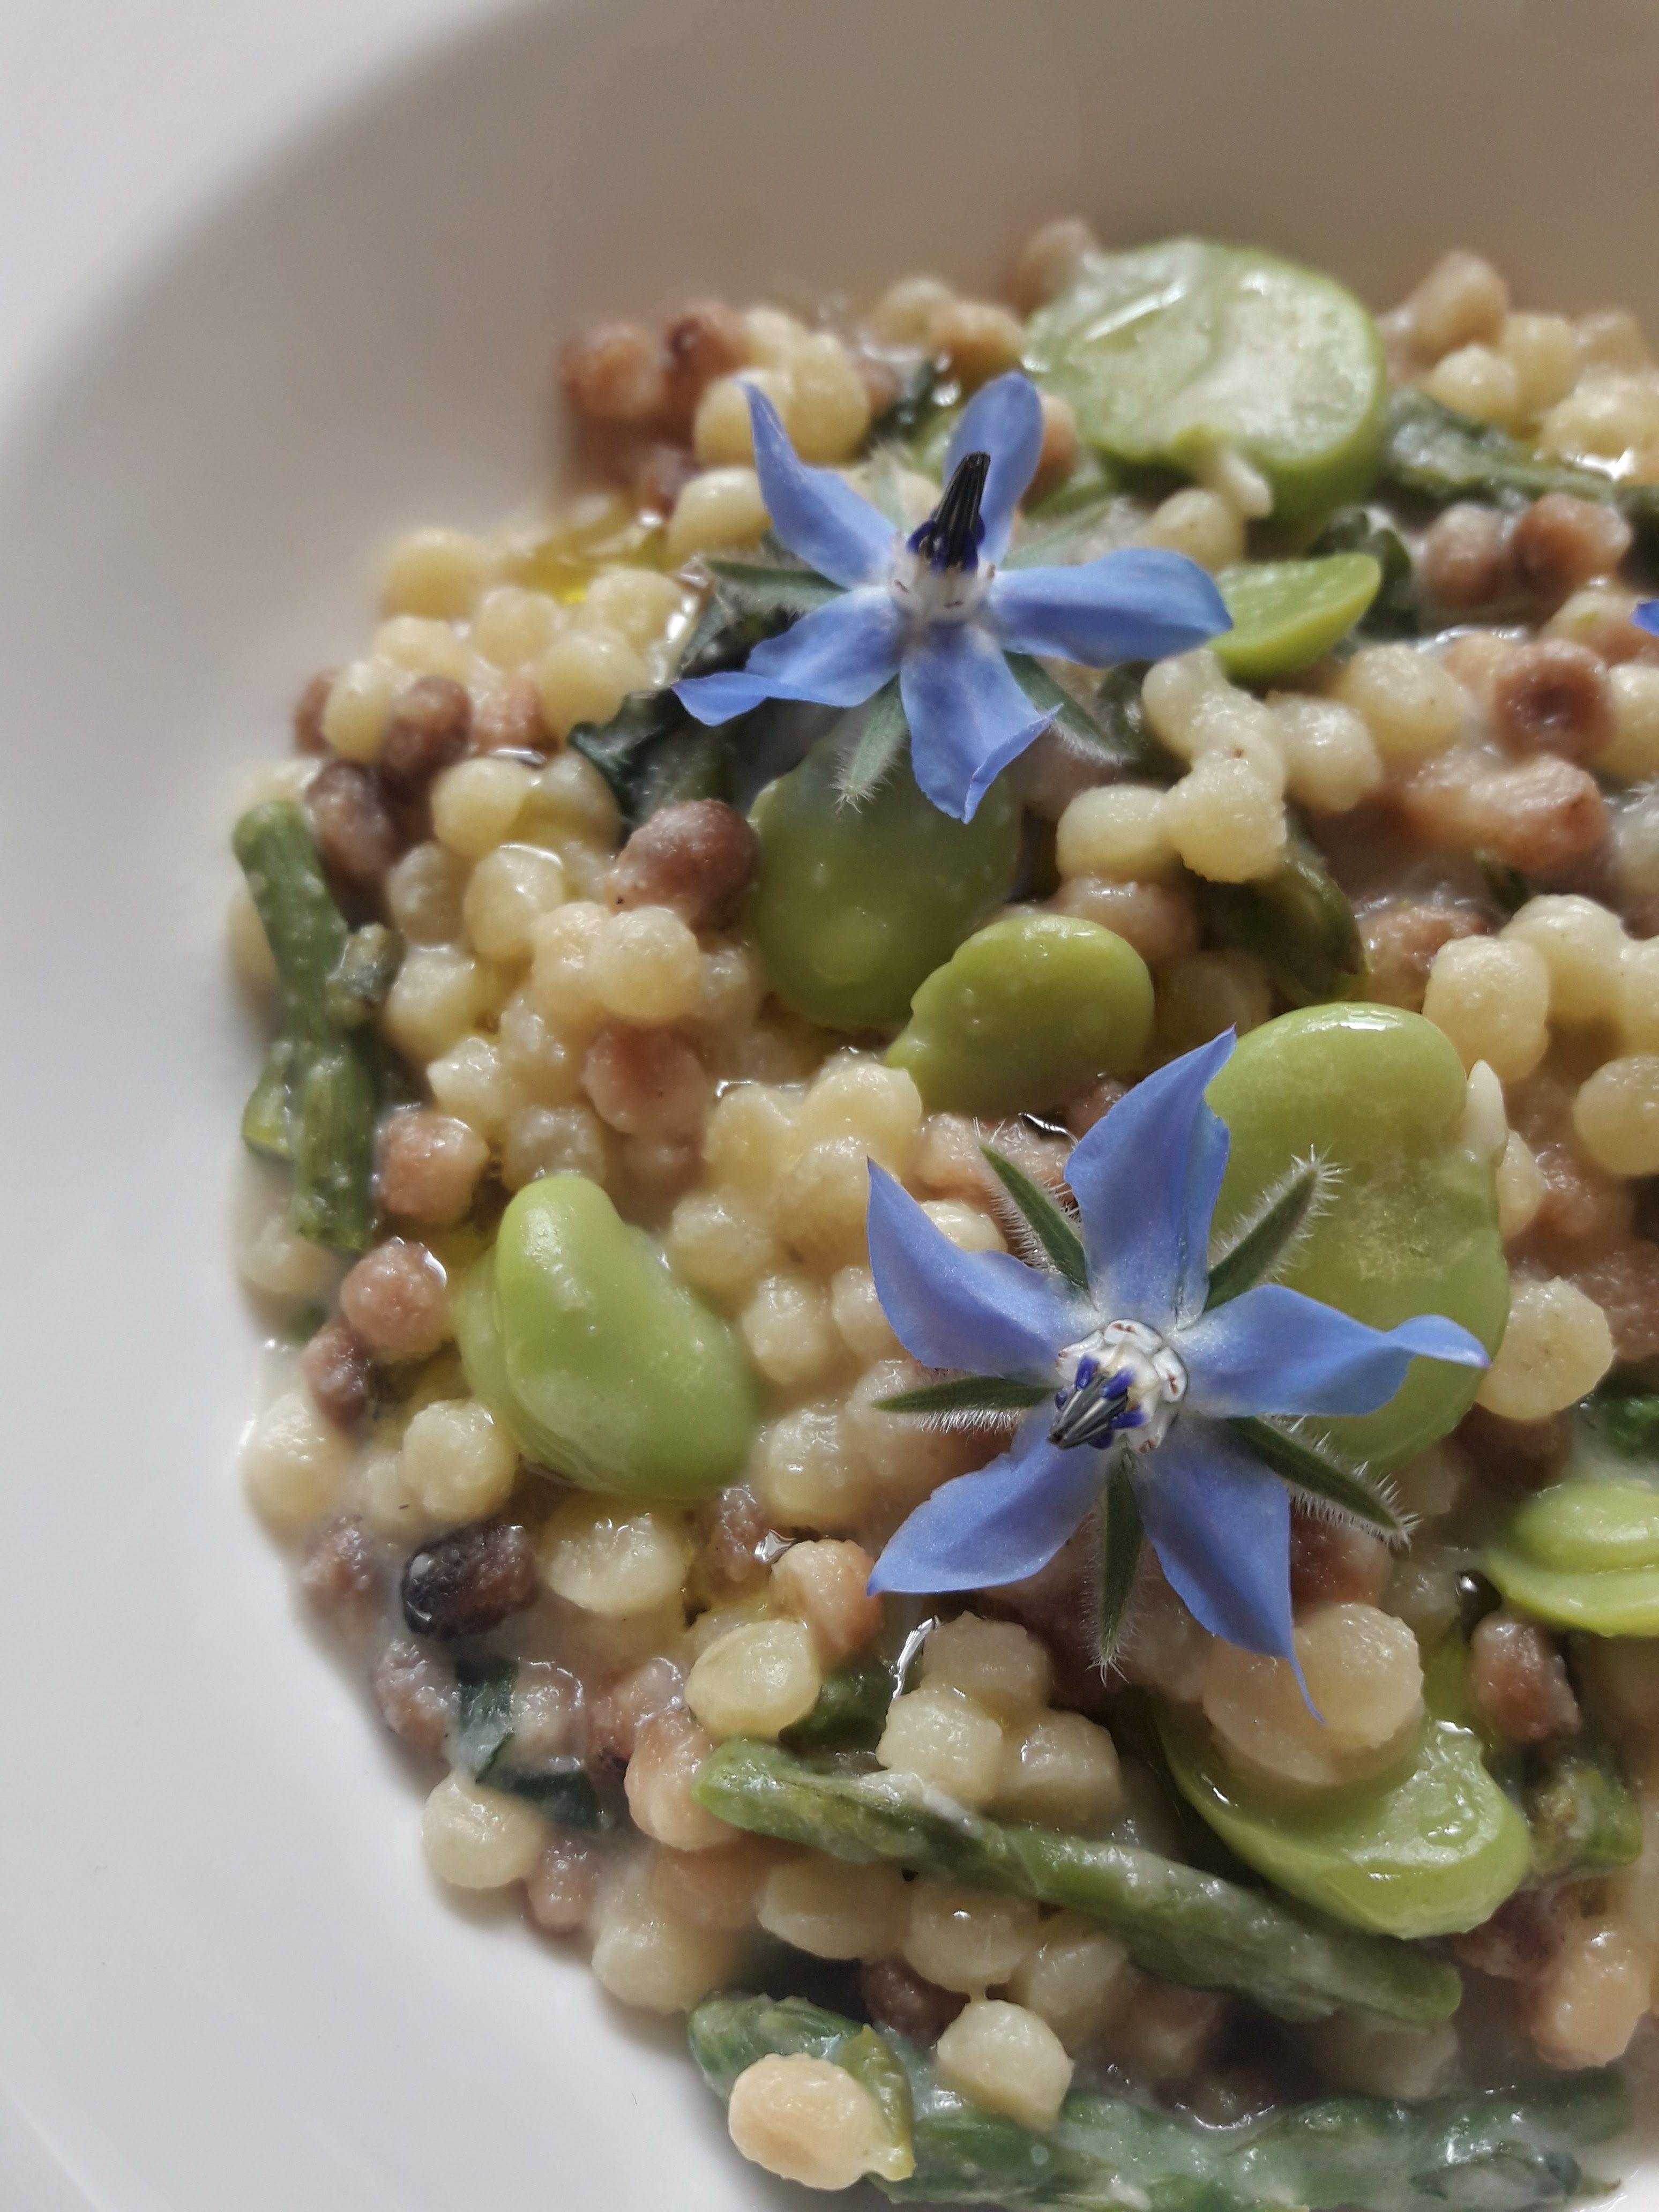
[862, 1034, 1490, 1672]
[673, 373, 1230, 821]
[1636, 601, 1659, 639]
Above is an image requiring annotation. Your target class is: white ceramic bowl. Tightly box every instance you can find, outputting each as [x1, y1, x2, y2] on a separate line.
[5, 2, 1659, 2203]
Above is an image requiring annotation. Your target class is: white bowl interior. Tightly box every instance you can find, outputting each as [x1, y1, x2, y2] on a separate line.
[5, 0, 1659, 2202]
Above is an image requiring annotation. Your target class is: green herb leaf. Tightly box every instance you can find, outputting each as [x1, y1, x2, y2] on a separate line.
[1230, 1416, 1406, 1541]
[1002, 476, 1120, 567]
[1004, 651, 1138, 766]
[704, 554, 842, 621]
[835, 678, 909, 802]
[454, 1657, 609, 1831]
[876, 1375, 1053, 1418]
[1205, 1162, 1322, 1311]
[980, 1144, 1090, 1294]
[1098, 1461, 1145, 1669]
[1384, 388, 1659, 552]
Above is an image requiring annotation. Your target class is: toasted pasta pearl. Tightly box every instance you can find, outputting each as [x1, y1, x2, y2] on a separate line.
[686, 1618, 822, 1739]
[936, 2001, 1074, 2129]
[1574, 1057, 1659, 1175]
[1606, 664, 1659, 780]
[1422, 937, 1549, 1081]
[727, 2055, 880, 2190]
[243, 1389, 352, 1534]
[383, 526, 489, 620]
[1501, 895, 1626, 1025]
[422, 1775, 544, 1888]
[587, 907, 704, 1025]
[1332, 646, 1467, 764]
[667, 466, 769, 564]
[1056, 784, 1176, 880]
[401, 1401, 518, 1525]
[431, 757, 534, 859]
[920, 1614, 1051, 1721]
[1163, 756, 1286, 881]
[1141, 487, 1244, 571]
[1478, 1277, 1614, 1421]
[878, 1685, 1005, 1806]
[591, 1876, 741, 2014]
[757, 1855, 907, 1961]
[539, 1496, 692, 1617]
[902, 1882, 1039, 1994]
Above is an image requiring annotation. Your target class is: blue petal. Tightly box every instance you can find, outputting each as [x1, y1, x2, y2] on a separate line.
[898, 624, 1052, 821]
[1135, 1417, 1298, 1663]
[988, 548, 1231, 668]
[1178, 1285, 1490, 1419]
[1065, 1034, 1237, 1333]
[869, 1419, 1103, 1594]
[745, 385, 894, 589]
[1635, 601, 1659, 637]
[675, 587, 903, 724]
[944, 373, 1044, 565]
[868, 1164, 1081, 1377]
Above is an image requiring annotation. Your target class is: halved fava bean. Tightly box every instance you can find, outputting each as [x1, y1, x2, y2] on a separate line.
[456, 1173, 759, 1500]
[1026, 240, 1387, 519]
[886, 912, 1152, 1117]
[1160, 1626, 1529, 1940]
[1206, 1005, 1507, 1472]
[748, 729, 1020, 1032]
[1488, 1459, 1659, 1635]
[1211, 555, 1381, 684]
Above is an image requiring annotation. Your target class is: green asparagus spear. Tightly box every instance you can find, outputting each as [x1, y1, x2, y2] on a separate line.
[692, 1740, 1459, 2024]
[232, 800, 385, 1251]
[690, 1994, 1627, 2212]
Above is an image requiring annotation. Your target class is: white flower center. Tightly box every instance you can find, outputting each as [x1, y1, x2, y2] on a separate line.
[1050, 1318, 1187, 1456]
[888, 542, 992, 630]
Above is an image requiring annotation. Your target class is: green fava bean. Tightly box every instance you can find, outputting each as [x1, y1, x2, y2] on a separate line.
[1486, 1454, 1659, 1636]
[747, 728, 1021, 1031]
[1158, 1671, 1530, 1940]
[455, 1174, 759, 1501]
[1212, 555, 1382, 684]
[886, 911, 1153, 1116]
[1206, 1006, 1508, 1471]
[1026, 240, 1388, 520]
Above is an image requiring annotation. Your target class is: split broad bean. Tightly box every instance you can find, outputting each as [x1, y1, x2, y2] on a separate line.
[456, 1174, 759, 1499]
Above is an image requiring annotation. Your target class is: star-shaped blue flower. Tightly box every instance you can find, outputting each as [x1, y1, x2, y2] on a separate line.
[673, 373, 1230, 821]
[863, 1034, 1489, 1665]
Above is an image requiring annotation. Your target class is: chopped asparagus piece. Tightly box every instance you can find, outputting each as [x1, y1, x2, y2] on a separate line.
[1526, 1740, 1642, 1884]
[232, 801, 385, 1251]
[783, 1657, 896, 1753]
[692, 1739, 1460, 2023]
[690, 1994, 1626, 2212]
[1195, 822, 1364, 1008]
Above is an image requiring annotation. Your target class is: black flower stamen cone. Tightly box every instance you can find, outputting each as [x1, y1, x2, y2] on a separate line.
[909, 450, 990, 572]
